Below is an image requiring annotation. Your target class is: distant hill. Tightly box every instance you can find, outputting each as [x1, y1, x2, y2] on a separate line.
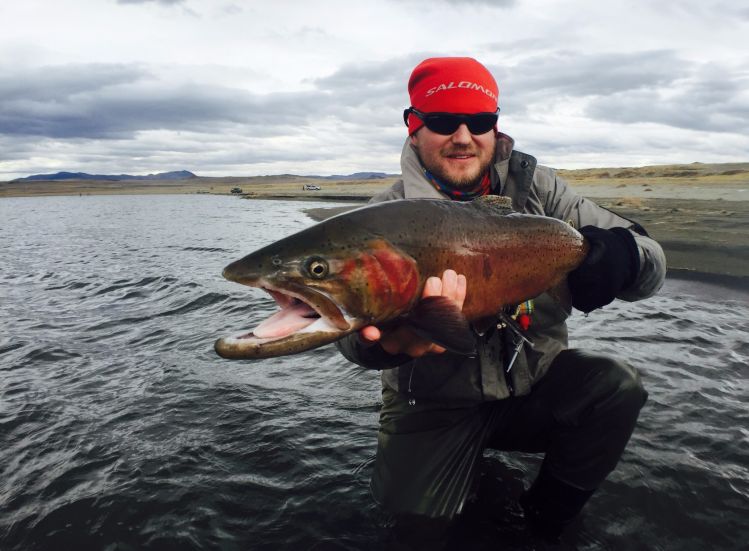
[557, 161, 749, 180]
[13, 170, 197, 182]
[298, 172, 398, 180]
[10, 162, 747, 185]
[10, 170, 398, 182]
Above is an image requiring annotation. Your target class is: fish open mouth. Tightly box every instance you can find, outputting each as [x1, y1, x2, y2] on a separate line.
[215, 283, 353, 359]
[241, 288, 346, 339]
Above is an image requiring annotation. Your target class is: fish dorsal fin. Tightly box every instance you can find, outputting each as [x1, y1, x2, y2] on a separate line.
[474, 194, 514, 214]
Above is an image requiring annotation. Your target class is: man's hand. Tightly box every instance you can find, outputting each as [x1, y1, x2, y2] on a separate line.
[568, 226, 640, 313]
[359, 269, 467, 358]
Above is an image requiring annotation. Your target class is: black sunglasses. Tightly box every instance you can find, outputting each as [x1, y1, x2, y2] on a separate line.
[403, 107, 499, 135]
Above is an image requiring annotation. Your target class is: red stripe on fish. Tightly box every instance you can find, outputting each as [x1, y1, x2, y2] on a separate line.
[371, 242, 419, 312]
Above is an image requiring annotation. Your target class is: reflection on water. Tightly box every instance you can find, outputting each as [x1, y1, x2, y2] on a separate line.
[1, 195, 747, 550]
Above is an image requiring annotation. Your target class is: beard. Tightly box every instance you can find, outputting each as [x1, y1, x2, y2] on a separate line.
[417, 141, 497, 189]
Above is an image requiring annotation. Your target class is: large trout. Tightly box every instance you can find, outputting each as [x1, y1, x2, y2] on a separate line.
[214, 197, 588, 359]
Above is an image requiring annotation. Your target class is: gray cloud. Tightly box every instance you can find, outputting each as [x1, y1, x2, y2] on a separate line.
[486, 50, 712, 129]
[312, 55, 417, 117]
[402, 0, 515, 5]
[314, 60, 408, 92]
[654, 0, 749, 21]
[442, 0, 515, 4]
[0, 64, 149, 102]
[495, 50, 690, 99]
[586, 76, 749, 134]
[484, 49, 749, 137]
[221, 3, 243, 15]
[117, 0, 185, 5]
[0, 63, 335, 139]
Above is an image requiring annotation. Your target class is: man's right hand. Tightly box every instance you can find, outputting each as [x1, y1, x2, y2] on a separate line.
[358, 269, 467, 358]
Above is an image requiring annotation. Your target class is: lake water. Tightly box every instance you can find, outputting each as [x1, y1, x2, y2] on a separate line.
[1, 195, 747, 550]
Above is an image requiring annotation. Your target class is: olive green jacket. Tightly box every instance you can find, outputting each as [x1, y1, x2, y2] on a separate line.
[336, 133, 666, 403]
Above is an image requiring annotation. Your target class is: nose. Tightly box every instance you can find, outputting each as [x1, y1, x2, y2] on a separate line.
[451, 123, 472, 144]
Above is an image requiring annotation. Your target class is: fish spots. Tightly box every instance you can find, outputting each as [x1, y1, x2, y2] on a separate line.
[482, 255, 493, 279]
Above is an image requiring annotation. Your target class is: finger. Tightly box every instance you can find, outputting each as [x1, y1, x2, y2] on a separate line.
[455, 274, 467, 310]
[406, 342, 447, 357]
[379, 325, 417, 355]
[359, 326, 381, 344]
[380, 326, 439, 357]
[422, 276, 442, 298]
[441, 269, 458, 299]
[405, 341, 433, 357]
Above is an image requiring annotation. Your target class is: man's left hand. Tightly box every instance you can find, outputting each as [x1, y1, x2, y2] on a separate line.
[568, 226, 640, 313]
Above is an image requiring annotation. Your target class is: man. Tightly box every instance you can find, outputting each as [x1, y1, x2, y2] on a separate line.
[336, 57, 666, 545]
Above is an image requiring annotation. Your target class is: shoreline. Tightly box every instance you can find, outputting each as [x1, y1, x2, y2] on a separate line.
[666, 268, 749, 293]
[1, 185, 747, 202]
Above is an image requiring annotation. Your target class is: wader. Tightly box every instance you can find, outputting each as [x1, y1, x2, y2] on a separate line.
[371, 349, 648, 519]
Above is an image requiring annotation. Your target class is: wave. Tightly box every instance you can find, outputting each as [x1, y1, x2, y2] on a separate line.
[92, 276, 178, 296]
[180, 246, 232, 253]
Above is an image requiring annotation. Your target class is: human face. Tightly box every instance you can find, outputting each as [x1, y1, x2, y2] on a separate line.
[410, 121, 497, 188]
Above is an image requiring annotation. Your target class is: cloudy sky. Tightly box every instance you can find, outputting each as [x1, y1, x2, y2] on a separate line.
[1, 0, 747, 179]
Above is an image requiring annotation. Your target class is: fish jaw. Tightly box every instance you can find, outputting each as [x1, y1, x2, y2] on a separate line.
[214, 279, 362, 359]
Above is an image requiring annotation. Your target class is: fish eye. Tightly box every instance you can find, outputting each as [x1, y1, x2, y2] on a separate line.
[306, 257, 329, 279]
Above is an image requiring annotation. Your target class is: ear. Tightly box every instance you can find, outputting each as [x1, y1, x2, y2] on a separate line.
[409, 133, 419, 146]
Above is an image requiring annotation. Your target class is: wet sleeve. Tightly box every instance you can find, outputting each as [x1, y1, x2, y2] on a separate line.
[541, 169, 667, 301]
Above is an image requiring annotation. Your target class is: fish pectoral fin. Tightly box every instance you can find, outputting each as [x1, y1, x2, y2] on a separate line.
[404, 296, 476, 355]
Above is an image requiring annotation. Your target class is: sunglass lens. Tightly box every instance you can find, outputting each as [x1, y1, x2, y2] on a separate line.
[466, 114, 498, 134]
[424, 116, 461, 135]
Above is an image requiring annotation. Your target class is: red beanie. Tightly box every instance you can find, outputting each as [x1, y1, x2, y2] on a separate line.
[407, 57, 499, 135]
